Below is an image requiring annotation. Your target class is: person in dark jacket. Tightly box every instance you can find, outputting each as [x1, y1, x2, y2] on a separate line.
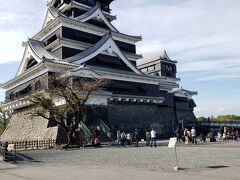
[175, 128, 181, 142]
[134, 129, 139, 147]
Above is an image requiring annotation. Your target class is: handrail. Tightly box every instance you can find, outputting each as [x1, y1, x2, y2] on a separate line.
[98, 118, 112, 139]
[79, 121, 92, 142]
[0, 146, 5, 160]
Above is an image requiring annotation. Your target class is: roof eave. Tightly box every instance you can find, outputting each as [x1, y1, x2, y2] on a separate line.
[1, 62, 47, 89]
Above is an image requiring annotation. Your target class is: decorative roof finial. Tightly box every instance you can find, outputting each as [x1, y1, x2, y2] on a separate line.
[22, 41, 27, 47]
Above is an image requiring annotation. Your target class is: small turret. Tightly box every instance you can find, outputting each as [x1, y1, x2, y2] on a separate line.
[138, 50, 177, 78]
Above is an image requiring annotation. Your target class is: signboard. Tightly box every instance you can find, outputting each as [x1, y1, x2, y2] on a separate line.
[7, 144, 15, 151]
[168, 137, 177, 148]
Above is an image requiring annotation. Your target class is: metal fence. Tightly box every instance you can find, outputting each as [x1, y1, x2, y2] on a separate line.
[198, 122, 240, 128]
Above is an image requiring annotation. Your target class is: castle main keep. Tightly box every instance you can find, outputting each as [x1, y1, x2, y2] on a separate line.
[1, 0, 197, 141]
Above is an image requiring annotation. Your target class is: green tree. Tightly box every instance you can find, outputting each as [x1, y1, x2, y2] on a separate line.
[197, 115, 240, 123]
[0, 106, 11, 135]
[30, 76, 107, 148]
[217, 115, 240, 121]
[197, 116, 207, 122]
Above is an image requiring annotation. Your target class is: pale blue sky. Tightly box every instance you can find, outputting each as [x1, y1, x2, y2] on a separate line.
[0, 0, 240, 117]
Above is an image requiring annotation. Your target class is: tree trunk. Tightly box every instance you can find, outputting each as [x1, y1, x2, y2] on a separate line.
[63, 111, 84, 149]
[64, 126, 79, 148]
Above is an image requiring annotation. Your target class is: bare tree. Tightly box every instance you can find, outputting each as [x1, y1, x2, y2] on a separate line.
[30, 76, 108, 148]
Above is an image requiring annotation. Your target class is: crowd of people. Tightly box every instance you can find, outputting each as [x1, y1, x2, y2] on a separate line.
[116, 128, 158, 147]
[91, 125, 239, 148]
[175, 126, 239, 145]
[176, 127, 198, 145]
[217, 127, 239, 142]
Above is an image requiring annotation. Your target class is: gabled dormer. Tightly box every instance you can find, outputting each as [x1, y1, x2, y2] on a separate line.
[64, 33, 143, 74]
[74, 2, 118, 32]
[44, 1, 117, 32]
[42, 6, 59, 28]
[16, 39, 59, 76]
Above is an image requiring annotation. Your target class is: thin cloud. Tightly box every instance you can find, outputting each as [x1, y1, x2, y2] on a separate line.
[194, 98, 240, 117]
[112, 0, 240, 81]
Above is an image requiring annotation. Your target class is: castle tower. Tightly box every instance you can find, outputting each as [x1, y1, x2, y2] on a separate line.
[1, 0, 197, 142]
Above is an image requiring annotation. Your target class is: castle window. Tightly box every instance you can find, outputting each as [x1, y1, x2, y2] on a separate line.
[26, 58, 38, 70]
[46, 34, 57, 45]
[10, 92, 15, 101]
[141, 68, 147, 73]
[35, 81, 41, 91]
[166, 65, 173, 71]
[155, 64, 160, 71]
[148, 66, 154, 72]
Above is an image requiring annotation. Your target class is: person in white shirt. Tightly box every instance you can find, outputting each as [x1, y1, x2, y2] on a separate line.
[191, 127, 197, 145]
[150, 128, 157, 147]
[120, 132, 126, 146]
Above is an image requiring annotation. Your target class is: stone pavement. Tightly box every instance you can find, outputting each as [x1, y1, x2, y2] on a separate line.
[0, 141, 240, 180]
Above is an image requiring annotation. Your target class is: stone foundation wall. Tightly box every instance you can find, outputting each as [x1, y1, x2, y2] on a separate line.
[108, 104, 176, 137]
[176, 109, 197, 126]
[0, 107, 60, 142]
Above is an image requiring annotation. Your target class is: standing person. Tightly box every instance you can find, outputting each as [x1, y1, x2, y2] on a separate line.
[184, 128, 189, 145]
[175, 128, 181, 142]
[200, 130, 206, 143]
[223, 127, 227, 141]
[145, 130, 151, 146]
[220, 127, 224, 139]
[126, 133, 132, 145]
[74, 128, 81, 146]
[191, 127, 197, 145]
[120, 131, 126, 146]
[232, 128, 237, 141]
[217, 131, 222, 142]
[187, 129, 192, 143]
[116, 130, 121, 144]
[150, 128, 157, 147]
[134, 129, 139, 147]
[95, 126, 100, 138]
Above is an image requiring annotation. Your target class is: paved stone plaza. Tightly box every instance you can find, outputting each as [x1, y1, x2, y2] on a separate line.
[0, 141, 240, 180]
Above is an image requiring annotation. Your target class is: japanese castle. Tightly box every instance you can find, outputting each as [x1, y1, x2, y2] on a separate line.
[0, 0, 197, 142]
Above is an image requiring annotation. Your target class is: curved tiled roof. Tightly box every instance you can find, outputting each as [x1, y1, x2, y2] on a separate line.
[64, 33, 110, 63]
[76, 2, 100, 20]
[49, 6, 60, 17]
[63, 33, 143, 74]
[75, 2, 118, 32]
[28, 39, 59, 60]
